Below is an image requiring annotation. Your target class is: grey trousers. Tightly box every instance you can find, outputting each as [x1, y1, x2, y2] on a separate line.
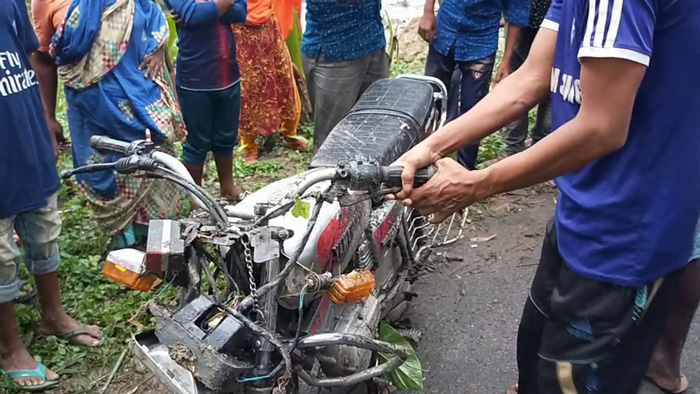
[505, 26, 552, 155]
[303, 49, 390, 152]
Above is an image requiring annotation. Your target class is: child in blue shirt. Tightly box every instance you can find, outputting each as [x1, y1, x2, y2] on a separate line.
[166, 0, 247, 200]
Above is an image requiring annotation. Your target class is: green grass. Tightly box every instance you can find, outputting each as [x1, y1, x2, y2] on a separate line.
[8, 54, 512, 393]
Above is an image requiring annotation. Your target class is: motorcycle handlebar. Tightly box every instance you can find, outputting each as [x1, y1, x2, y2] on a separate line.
[332, 161, 438, 192]
[60, 156, 160, 179]
[381, 165, 437, 189]
[89, 136, 142, 156]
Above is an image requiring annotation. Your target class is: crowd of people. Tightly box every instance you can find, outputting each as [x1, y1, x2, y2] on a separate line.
[0, 0, 698, 391]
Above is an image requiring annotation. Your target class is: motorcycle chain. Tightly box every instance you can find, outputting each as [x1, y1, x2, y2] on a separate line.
[242, 236, 262, 319]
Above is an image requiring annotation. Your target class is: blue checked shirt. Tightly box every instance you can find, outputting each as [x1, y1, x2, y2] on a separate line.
[301, 0, 386, 62]
[433, 0, 530, 62]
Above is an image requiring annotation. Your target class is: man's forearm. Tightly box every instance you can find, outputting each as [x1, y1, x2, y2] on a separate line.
[30, 52, 58, 119]
[424, 0, 436, 14]
[479, 116, 624, 200]
[425, 65, 548, 157]
[502, 22, 521, 67]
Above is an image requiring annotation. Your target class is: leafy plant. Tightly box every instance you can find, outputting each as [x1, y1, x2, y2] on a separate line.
[291, 196, 310, 219]
[377, 323, 424, 390]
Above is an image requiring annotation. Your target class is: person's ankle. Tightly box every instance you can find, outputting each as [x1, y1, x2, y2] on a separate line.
[39, 309, 74, 329]
[0, 341, 31, 362]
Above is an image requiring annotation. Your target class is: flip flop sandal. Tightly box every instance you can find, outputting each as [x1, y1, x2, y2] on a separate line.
[1, 362, 59, 392]
[14, 281, 37, 305]
[644, 374, 690, 394]
[41, 323, 104, 348]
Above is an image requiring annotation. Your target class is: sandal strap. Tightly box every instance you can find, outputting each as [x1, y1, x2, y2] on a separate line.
[58, 323, 95, 339]
[5, 363, 47, 379]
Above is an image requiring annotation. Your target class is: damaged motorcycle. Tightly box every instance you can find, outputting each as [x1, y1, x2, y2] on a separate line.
[62, 75, 464, 393]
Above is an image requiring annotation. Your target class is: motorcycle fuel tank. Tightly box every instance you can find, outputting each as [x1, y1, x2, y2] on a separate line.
[228, 169, 371, 310]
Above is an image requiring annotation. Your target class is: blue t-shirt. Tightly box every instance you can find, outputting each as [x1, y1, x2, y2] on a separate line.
[0, 0, 60, 219]
[543, 0, 700, 286]
[433, 0, 530, 62]
[165, 0, 247, 91]
[302, 0, 386, 62]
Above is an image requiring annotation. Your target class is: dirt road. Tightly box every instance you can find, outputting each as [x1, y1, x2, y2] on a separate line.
[406, 185, 700, 394]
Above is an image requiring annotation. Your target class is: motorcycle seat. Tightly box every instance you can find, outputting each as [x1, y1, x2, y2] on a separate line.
[309, 78, 435, 168]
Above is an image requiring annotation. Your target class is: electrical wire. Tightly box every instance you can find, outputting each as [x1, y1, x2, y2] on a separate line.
[236, 284, 308, 384]
[291, 284, 309, 353]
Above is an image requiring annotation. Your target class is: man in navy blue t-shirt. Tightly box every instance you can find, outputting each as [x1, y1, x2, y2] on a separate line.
[419, 0, 529, 170]
[0, 0, 102, 389]
[393, 0, 700, 390]
[302, 0, 389, 152]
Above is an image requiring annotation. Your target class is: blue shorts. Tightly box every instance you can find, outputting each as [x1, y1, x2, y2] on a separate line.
[178, 83, 241, 165]
[0, 193, 61, 303]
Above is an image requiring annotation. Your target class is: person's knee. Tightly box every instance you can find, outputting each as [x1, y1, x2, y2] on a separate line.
[183, 138, 209, 165]
[14, 199, 61, 276]
[0, 220, 21, 303]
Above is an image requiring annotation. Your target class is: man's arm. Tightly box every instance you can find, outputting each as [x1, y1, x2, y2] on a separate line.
[220, 0, 247, 24]
[167, 0, 235, 25]
[495, 21, 521, 82]
[476, 57, 646, 198]
[418, 0, 437, 42]
[392, 27, 555, 198]
[31, 52, 58, 121]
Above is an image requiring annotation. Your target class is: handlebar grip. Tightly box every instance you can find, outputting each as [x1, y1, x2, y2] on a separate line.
[89, 136, 133, 156]
[383, 165, 438, 188]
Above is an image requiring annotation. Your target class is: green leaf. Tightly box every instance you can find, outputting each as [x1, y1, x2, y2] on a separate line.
[377, 323, 424, 390]
[291, 196, 310, 219]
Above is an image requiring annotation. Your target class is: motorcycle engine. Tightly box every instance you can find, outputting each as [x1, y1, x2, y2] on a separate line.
[318, 294, 382, 377]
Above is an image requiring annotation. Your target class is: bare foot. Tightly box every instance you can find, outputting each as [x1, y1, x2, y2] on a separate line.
[221, 184, 245, 202]
[40, 313, 102, 347]
[283, 136, 308, 151]
[1, 347, 59, 387]
[646, 372, 690, 393]
[505, 384, 518, 394]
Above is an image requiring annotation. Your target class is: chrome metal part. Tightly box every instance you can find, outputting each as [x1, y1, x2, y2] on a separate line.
[295, 333, 408, 388]
[131, 333, 212, 394]
[430, 207, 469, 247]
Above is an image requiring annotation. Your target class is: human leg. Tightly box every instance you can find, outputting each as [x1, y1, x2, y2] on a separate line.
[212, 83, 244, 200]
[446, 67, 461, 123]
[14, 193, 101, 348]
[645, 255, 700, 393]
[234, 24, 264, 160]
[456, 55, 495, 170]
[504, 31, 532, 156]
[518, 222, 677, 394]
[425, 44, 457, 121]
[271, 19, 306, 150]
[306, 55, 368, 152]
[179, 87, 215, 185]
[359, 49, 390, 94]
[0, 212, 52, 387]
[531, 97, 553, 146]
